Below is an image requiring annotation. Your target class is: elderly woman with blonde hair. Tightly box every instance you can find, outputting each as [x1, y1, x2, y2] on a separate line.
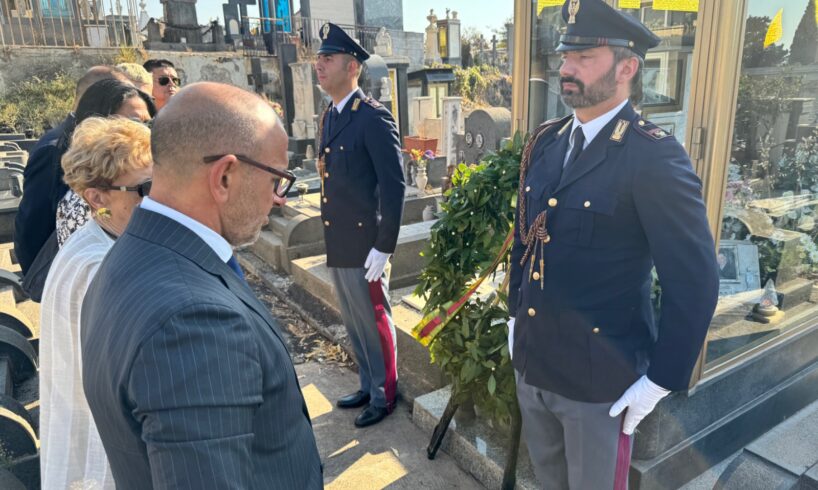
[39, 116, 153, 490]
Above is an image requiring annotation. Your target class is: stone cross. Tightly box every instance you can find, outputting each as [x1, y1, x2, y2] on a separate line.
[491, 34, 498, 67]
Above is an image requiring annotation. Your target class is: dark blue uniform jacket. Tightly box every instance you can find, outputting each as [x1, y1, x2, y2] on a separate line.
[509, 103, 719, 403]
[318, 88, 405, 268]
[13, 114, 73, 274]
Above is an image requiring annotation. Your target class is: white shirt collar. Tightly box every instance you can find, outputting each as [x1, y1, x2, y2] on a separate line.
[570, 98, 630, 148]
[140, 197, 233, 263]
[334, 88, 359, 114]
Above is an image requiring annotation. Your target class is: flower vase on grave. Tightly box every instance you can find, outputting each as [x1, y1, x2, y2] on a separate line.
[422, 204, 435, 221]
[415, 165, 428, 194]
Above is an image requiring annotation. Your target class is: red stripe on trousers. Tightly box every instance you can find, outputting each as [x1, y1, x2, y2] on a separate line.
[368, 279, 397, 412]
[614, 424, 632, 490]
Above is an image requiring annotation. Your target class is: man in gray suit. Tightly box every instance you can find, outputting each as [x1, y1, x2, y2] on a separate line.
[81, 82, 322, 489]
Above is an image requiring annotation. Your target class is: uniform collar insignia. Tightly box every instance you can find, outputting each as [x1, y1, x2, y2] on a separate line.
[610, 119, 629, 142]
[352, 98, 362, 111]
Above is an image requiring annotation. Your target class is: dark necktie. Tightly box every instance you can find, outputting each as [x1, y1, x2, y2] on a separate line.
[565, 126, 586, 169]
[227, 255, 246, 282]
[329, 107, 339, 134]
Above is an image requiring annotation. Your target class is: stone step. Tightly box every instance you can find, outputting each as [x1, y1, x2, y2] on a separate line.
[413, 386, 539, 489]
[240, 250, 446, 404]
[714, 397, 818, 489]
[0, 242, 20, 273]
[255, 191, 442, 273]
[290, 219, 436, 298]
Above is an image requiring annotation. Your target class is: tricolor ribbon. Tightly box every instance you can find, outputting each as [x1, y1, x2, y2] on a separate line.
[412, 228, 515, 346]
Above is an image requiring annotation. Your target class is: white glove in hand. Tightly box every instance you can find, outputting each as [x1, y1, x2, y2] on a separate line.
[364, 248, 390, 282]
[507, 317, 516, 360]
[609, 375, 670, 435]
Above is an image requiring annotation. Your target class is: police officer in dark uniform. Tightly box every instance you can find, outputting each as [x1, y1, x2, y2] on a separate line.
[314, 23, 405, 428]
[508, 1, 719, 487]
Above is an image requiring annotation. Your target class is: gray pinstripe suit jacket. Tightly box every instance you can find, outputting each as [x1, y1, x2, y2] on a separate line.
[80, 208, 322, 489]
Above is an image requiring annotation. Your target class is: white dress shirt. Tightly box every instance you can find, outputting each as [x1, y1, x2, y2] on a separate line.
[140, 197, 233, 262]
[564, 98, 630, 167]
[40, 220, 115, 490]
[333, 88, 359, 114]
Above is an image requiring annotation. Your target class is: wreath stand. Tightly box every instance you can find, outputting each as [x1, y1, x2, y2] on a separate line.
[426, 397, 522, 489]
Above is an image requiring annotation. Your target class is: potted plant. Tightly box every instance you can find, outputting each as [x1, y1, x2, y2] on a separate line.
[404, 135, 438, 154]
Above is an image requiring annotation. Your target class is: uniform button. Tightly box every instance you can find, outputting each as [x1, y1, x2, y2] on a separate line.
[548, 198, 558, 207]
[324, 220, 330, 226]
[323, 197, 328, 203]
[638, 120, 646, 126]
[324, 148, 331, 154]
[358, 222, 363, 227]
[525, 186, 531, 192]
[324, 172, 330, 178]
[532, 272, 540, 281]
[340, 145, 345, 150]
[543, 235, 551, 244]
[592, 327, 600, 334]
[528, 308, 536, 317]
[584, 201, 591, 208]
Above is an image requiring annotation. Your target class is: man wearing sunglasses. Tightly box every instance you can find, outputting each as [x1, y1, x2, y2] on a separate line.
[80, 82, 320, 489]
[143, 58, 180, 111]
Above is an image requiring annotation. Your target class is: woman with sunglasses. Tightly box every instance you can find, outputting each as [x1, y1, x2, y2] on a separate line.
[39, 117, 153, 490]
[55, 78, 156, 246]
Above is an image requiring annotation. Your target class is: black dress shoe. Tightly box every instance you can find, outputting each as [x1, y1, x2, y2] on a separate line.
[336, 391, 370, 409]
[354, 405, 389, 428]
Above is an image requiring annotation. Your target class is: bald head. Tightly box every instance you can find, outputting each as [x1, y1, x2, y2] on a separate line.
[75, 66, 132, 109]
[150, 82, 286, 179]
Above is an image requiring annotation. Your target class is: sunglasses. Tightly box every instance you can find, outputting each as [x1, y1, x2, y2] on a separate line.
[98, 180, 152, 198]
[157, 76, 181, 87]
[203, 155, 296, 198]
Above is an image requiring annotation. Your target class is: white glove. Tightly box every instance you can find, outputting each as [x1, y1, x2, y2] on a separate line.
[364, 248, 390, 282]
[507, 317, 516, 360]
[609, 375, 670, 435]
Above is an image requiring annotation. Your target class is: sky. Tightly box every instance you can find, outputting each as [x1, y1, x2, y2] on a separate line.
[143, 0, 513, 38]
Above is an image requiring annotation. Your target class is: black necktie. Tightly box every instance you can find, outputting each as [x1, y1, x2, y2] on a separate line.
[227, 255, 246, 283]
[565, 127, 586, 168]
[329, 108, 339, 134]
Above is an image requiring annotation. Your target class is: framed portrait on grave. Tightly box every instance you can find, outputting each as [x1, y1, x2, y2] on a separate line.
[718, 240, 761, 297]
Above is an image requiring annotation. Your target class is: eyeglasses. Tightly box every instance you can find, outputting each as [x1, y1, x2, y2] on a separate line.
[157, 76, 181, 87]
[98, 179, 152, 197]
[128, 117, 153, 128]
[203, 154, 296, 197]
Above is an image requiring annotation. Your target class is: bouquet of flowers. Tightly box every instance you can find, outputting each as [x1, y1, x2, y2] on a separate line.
[410, 149, 435, 169]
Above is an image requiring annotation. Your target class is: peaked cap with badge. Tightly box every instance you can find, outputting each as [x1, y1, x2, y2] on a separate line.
[317, 22, 370, 62]
[557, 0, 661, 59]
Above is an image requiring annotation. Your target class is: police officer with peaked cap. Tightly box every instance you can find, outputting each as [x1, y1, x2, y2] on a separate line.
[508, 1, 719, 487]
[314, 23, 405, 428]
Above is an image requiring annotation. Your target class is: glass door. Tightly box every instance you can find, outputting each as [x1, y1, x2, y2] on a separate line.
[703, 0, 818, 371]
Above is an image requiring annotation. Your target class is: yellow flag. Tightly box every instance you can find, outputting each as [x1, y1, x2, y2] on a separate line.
[619, 0, 641, 8]
[653, 0, 699, 12]
[764, 8, 783, 48]
[537, 0, 563, 14]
